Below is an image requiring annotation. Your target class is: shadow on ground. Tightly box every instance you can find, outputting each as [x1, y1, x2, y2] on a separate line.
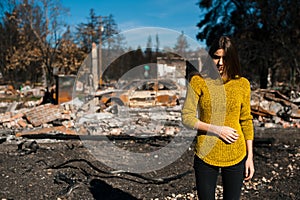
[90, 179, 138, 200]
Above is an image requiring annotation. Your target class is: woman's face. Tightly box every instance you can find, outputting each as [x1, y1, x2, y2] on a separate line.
[212, 48, 225, 76]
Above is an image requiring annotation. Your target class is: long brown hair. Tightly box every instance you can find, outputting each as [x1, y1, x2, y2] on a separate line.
[208, 36, 241, 79]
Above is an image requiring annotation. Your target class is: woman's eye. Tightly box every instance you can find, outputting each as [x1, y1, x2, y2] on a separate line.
[212, 55, 221, 59]
[212, 55, 226, 60]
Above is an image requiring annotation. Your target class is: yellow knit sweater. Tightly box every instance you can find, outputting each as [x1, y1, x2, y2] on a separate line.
[181, 75, 254, 167]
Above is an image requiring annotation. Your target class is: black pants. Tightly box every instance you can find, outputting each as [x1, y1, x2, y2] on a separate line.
[194, 155, 246, 200]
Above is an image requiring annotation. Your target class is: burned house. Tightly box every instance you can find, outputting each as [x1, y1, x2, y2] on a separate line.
[157, 56, 202, 87]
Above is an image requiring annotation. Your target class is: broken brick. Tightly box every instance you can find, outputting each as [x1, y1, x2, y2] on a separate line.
[17, 119, 27, 128]
[24, 104, 62, 127]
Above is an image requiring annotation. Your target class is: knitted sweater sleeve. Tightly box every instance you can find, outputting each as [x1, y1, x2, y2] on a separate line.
[181, 76, 202, 129]
[240, 78, 254, 140]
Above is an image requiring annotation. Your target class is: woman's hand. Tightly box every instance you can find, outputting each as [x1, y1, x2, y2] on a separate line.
[245, 140, 254, 180]
[211, 125, 239, 144]
[244, 156, 255, 180]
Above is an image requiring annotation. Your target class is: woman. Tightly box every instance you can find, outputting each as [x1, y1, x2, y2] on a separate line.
[182, 36, 254, 200]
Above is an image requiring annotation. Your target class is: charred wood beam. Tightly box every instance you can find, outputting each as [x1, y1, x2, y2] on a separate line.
[17, 134, 175, 142]
[49, 158, 193, 185]
[264, 93, 297, 108]
[251, 105, 276, 116]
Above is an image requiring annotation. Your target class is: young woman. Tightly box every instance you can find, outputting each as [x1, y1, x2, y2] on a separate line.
[182, 36, 254, 200]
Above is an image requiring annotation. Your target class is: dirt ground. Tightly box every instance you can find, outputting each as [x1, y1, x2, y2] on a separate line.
[0, 129, 299, 200]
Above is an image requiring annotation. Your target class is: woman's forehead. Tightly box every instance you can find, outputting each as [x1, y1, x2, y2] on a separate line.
[214, 48, 225, 55]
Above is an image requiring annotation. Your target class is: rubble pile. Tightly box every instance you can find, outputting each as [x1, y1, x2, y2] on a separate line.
[0, 97, 183, 139]
[0, 103, 75, 131]
[251, 89, 300, 128]
[0, 85, 299, 140]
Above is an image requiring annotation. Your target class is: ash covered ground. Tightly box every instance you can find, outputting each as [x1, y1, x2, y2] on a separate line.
[0, 128, 299, 200]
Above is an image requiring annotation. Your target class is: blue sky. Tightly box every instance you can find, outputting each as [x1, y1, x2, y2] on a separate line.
[61, 0, 204, 46]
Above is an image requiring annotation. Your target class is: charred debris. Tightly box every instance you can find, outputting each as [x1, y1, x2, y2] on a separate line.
[0, 79, 299, 142]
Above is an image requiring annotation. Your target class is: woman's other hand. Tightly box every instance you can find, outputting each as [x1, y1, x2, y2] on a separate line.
[244, 156, 255, 180]
[212, 125, 239, 144]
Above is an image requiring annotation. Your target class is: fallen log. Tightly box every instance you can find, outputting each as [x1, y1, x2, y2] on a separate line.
[251, 105, 276, 117]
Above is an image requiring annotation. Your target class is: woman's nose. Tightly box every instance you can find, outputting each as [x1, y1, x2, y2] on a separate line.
[218, 57, 224, 65]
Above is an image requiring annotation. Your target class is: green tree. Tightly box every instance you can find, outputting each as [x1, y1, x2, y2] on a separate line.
[174, 31, 189, 58]
[102, 14, 124, 71]
[75, 9, 100, 53]
[103, 14, 119, 49]
[155, 33, 160, 53]
[145, 35, 153, 62]
[196, 0, 300, 89]
[75, 10, 123, 85]
[75, 10, 120, 53]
